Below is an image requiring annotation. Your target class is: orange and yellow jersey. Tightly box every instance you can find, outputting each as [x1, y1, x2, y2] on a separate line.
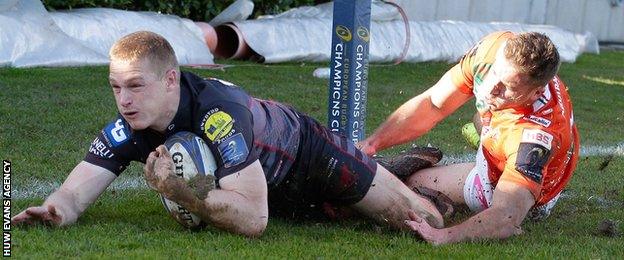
[448, 31, 580, 206]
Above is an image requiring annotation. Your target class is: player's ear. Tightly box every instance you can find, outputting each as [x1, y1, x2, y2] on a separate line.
[164, 68, 178, 91]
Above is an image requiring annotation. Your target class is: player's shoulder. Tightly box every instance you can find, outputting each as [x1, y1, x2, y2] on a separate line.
[182, 71, 247, 101]
[181, 71, 241, 89]
[471, 31, 513, 60]
[205, 77, 240, 88]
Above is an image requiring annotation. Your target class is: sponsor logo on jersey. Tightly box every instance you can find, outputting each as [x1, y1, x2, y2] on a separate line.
[516, 129, 553, 183]
[336, 25, 352, 41]
[515, 142, 551, 184]
[521, 129, 553, 150]
[525, 115, 552, 128]
[217, 133, 248, 168]
[89, 137, 114, 158]
[202, 111, 234, 142]
[104, 119, 129, 147]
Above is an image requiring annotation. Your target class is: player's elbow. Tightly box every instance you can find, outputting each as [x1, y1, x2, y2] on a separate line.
[240, 217, 268, 238]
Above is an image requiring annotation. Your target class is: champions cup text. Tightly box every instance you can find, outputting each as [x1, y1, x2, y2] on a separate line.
[326, 0, 371, 142]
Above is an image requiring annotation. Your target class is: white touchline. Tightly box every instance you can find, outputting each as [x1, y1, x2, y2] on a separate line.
[440, 142, 624, 164]
[12, 143, 624, 200]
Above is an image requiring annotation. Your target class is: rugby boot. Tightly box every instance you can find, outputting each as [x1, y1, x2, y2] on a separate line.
[377, 145, 443, 179]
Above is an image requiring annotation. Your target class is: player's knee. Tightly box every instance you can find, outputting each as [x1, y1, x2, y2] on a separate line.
[404, 167, 434, 189]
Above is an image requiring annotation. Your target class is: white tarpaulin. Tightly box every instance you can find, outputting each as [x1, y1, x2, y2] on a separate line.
[0, 0, 106, 67]
[50, 9, 213, 66]
[234, 1, 598, 63]
[0, 0, 213, 68]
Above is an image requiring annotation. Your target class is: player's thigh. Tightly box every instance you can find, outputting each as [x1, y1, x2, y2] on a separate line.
[405, 162, 475, 205]
[352, 164, 444, 228]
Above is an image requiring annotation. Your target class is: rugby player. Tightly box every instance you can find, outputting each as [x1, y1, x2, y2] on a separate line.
[358, 31, 579, 245]
[13, 31, 444, 237]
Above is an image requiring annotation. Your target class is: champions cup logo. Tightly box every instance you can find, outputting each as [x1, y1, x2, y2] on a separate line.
[356, 26, 370, 42]
[336, 25, 352, 41]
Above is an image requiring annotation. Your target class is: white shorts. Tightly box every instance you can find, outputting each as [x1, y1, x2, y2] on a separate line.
[463, 146, 560, 220]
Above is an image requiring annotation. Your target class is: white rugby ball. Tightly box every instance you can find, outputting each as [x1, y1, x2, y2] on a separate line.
[160, 131, 217, 229]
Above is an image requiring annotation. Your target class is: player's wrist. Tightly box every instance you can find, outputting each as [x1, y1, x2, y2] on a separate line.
[358, 138, 379, 156]
[44, 190, 79, 226]
[436, 229, 452, 245]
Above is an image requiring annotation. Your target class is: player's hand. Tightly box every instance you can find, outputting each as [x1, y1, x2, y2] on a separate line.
[355, 140, 376, 156]
[143, 145, 186, 199]
[144, 145, 175, 190]
[404, 210, 447, 245]
[12, 205, 63, 227]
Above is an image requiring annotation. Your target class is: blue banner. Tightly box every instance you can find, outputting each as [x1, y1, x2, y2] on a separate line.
[326, 0, 371, 143]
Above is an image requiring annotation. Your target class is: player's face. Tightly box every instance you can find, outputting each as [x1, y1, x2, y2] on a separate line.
[109, 59, 171, 130]
[480, 44, 544, 111]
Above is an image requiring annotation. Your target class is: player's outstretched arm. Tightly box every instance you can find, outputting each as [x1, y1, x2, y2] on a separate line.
[145, 145, 268, 238]
[405, 180, 534, 245]
[12, 161, 118, 227]
[359, 72, 472, 155]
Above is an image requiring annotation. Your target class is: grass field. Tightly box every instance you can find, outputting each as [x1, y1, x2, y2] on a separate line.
[2, 50, 623, 258]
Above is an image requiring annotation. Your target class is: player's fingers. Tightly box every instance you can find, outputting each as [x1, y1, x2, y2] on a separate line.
[404, 219, 421, 232]
[407, 210, 422, 222]
[145, 152, 157, 172]
[514, 225, 524, 235]
[157, 145, 170, 158]
[143, 153, 160, 191]
[356, 141, 375, 156]
[153, 149, 174, 180]
[11, 210, 35, 224]
[25, 206, 49, 218]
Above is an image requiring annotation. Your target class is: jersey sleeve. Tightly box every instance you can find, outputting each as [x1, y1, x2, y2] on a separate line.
[197, 101, 259, 179]
[499, 127, 559, 200]
[449, 45, 478, 94]
[83, 118, 136, 175]
[449, 31, 513, 95]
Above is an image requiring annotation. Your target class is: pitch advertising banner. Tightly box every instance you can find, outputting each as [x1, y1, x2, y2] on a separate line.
[326, 0, 371, 143]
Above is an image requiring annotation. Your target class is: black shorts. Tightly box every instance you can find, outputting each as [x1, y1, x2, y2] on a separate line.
[268, 114, 377, 219]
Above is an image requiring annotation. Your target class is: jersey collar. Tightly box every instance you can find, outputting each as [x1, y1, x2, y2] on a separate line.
[165, 75, 193, 136]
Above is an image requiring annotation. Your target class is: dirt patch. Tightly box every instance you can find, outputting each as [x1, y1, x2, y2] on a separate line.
[596, 219, 620, 237]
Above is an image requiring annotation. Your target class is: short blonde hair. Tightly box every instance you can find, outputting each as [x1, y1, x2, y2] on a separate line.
[109, 31, 179, 78]
[504, 32, 560, 87]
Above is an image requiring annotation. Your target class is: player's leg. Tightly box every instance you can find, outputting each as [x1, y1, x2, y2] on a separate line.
[404, 163, 475, 205]
[296, 114, 444, 229]
[406, 146, 495, 213]
[351, 164, 444, 229]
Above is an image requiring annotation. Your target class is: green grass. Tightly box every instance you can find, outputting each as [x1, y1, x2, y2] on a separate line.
[2, 51, 624, 258]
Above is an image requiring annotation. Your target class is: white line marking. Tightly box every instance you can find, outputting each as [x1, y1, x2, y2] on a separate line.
[12, 143, 624, 200]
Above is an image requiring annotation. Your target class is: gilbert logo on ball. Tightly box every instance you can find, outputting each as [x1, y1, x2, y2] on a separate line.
[161, 131, 217, 229]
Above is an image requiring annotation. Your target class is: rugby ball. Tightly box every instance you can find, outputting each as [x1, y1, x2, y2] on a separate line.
[160, 131, 217, 229]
